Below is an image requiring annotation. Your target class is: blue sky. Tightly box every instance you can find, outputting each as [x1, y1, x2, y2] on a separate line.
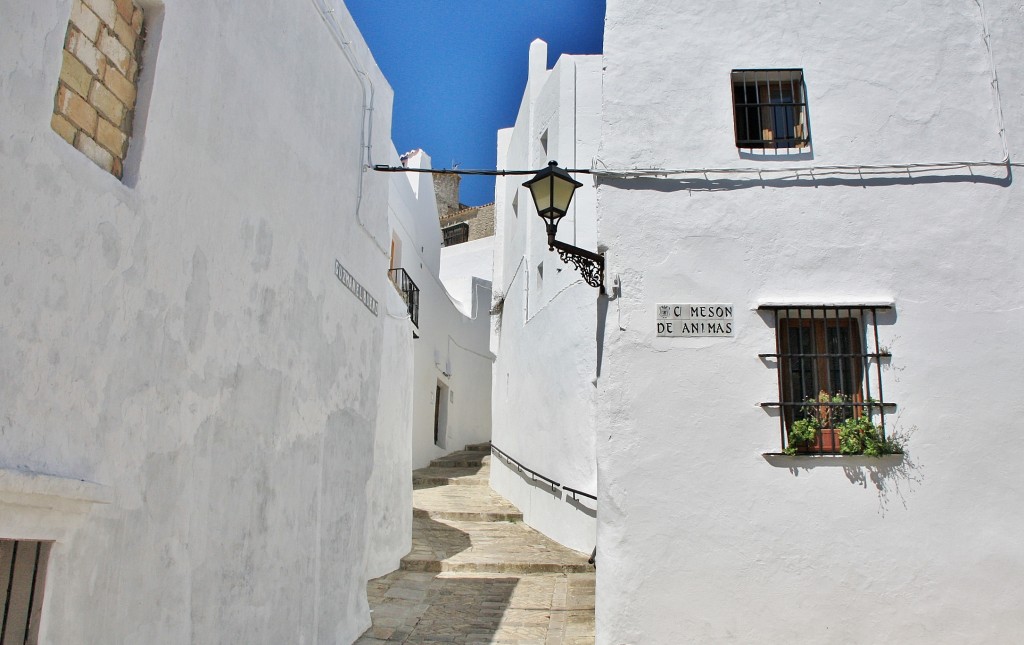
[345, 1, 606, 206]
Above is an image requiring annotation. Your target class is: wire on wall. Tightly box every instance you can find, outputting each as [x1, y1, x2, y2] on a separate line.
[311, 0, 388, 256]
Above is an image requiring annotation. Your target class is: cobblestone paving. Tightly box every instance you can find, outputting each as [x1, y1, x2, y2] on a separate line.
[355, 445, 595, 644]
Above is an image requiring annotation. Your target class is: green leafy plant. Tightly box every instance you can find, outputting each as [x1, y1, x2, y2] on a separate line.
[838, 414, 904, 456]
[784, 392, 906, 456]
[785, 391, 847, 455]
[784, 417, 819, 455]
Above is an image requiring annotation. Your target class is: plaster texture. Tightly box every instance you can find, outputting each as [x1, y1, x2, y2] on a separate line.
[596, 1, 1024, 643]
[387, 149, 493, 469]
[364, 286, 414, 580]
[489, 41, 602, 554]
[439, 235, 494, 317]
[0, 0, 407, 642]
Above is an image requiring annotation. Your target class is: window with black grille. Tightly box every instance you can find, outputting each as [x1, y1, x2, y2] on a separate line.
[732, 69, 809, 150]
[760, 306, 893, 454]
[2, 540, 51, 645]
[442, 223, 469, 247]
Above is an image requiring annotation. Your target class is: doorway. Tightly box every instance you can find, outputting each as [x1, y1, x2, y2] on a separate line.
[434, 380, 449, 449]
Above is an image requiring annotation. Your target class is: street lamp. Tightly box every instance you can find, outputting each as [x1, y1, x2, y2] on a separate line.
[523, 161, 605, 292]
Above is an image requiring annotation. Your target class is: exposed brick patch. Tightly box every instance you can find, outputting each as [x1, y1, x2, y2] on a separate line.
[51, 0, 144, 179]
[51, 114, 77, 145]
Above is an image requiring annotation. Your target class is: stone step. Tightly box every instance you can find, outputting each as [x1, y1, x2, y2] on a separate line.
[400, 517, 594, 575]
[413, 482, 519, 521]
[413, 465, 489, 488]
[463, 441, 491, 452]
[429, 450, 488, 468]
[413, 507, 522, 522]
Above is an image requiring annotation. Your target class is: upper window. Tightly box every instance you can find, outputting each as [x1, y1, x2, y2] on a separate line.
[442, 222, 469, 247]
[760, 306, 896, 455]
[732, 69, 808, 151]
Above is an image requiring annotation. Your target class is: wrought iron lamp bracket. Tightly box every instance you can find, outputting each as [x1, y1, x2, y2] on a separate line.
[550, 238, 605, 293]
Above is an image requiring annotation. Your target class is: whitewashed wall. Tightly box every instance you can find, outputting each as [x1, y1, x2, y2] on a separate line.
[387, 150, 493, 469]
[439, 236, 494, 318]
[597, 1, 1024, 643]
[364, 285, 413, 580]
[489, 41, 602, 554]
[0, 0, 403, 642]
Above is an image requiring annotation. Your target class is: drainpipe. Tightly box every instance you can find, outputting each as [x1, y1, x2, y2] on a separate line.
[310, 0, 388, 256]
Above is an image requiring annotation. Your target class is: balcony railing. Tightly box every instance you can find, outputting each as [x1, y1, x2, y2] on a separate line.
[388, 267, 420, 328]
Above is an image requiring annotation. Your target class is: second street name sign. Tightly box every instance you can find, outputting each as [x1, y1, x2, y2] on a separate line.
[657, 303, 734, 337]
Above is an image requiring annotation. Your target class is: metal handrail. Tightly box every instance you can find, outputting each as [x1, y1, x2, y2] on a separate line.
[490, 444, 596, 501]
[490, 444, 558, 491]
[562, 485, 597, 502]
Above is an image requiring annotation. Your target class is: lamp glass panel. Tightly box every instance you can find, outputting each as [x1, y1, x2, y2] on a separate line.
[530, 176, 552, 213]
[552, 177, 577, 213]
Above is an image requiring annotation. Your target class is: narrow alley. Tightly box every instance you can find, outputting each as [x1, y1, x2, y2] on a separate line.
[356, 444, 596, 644]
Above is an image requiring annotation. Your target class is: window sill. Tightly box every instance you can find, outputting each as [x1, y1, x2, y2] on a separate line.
[762, 452, 905, 468]
[0, 467, 112, 510]
[0, 467, 112, 541]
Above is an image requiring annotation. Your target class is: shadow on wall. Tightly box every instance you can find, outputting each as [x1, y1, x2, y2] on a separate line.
[763, 451, 924, 518]
[493, 451, 598, 520]
[596, 164, 1012, 193]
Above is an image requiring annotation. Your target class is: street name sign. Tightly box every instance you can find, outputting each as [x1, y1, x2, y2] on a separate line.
[656, 303, 734, 337]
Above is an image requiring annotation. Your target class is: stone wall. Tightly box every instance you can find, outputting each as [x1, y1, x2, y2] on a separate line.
[51, 0, 144, 179]
[441, 203, 495, 242]
[431, 170, 462, 217]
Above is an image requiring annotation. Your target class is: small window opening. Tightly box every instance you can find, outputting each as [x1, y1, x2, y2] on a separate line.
[442, 223, 469, 247]
[732, 69, 809, 151]
[759, 306, 895, 454]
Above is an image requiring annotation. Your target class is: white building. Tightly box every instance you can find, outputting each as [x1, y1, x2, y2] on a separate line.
[590, 1, 1024, 642]
[489, 40, 602, 554]
[388, 149, 493, 469]
[0, 0, 411, 642]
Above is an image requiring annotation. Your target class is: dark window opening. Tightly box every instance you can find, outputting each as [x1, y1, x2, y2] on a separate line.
[732, 69, 809, 150]
[442, 223, 469, 247]
[760, 306, 894, 454]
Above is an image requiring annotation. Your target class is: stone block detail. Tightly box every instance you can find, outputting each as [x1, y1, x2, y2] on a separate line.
[75, 133, 114, 172]
[82, 0, 117, 29]
[431, 171, 496, 245]
[51, 114, 77, 145]
[70, 1, 101, 41]
[51, 0, 145, 179]
[440, 203, 496, 243]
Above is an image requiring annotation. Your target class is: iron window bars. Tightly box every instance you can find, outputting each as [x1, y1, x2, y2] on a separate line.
[387, 267, 420, 328]
[759, 305, 894, 454]
[732, 69, 809, 150]
[1, 540, 51, 645]
[441, 223, 469, 247]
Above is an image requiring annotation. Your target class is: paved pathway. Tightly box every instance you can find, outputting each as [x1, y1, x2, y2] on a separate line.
[356, 444, 595, 644]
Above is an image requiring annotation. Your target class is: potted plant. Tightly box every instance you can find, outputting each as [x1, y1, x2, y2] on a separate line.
[785, 391, 847, 454]
[785, 391, 904, 456]
[837, 413, 904, 456]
